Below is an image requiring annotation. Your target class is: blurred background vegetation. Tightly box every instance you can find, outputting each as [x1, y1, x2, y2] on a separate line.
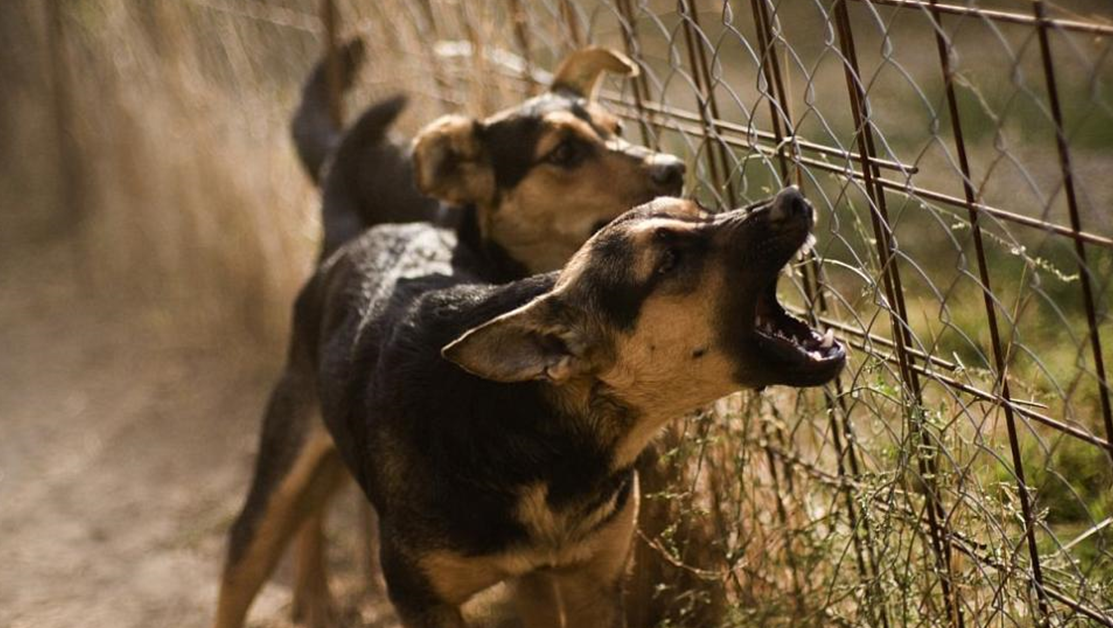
[1, 1, 1110, 627]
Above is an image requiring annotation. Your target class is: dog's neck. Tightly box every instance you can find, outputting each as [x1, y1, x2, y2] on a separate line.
[454, 203, 528, 284]
[542, 376, 678, 472]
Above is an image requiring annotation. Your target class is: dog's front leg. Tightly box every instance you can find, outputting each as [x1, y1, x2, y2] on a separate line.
[394, 604, 468, 628]
[379, 538, 495, 628]
[512, 571, 563, 628]
[512, 565, 626, 628]
[544, 476, 640, 628]
[381, 569, 467, 628]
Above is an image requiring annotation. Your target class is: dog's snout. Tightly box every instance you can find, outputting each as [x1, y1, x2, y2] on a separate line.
[648, 155, 686, 192]
[769, 186, 812, 224]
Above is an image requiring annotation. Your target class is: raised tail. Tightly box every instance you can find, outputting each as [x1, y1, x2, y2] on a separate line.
[291, 38, 366, 185]
[319, 94, 421, 257]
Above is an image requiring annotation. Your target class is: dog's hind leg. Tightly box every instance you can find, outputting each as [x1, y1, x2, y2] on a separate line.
[291, 480, 349, 628]
[212, 366, 345, 628]
[359, 500, 386, 596]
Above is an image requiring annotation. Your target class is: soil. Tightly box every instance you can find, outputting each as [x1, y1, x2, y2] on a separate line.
[0, 220, 399, 627]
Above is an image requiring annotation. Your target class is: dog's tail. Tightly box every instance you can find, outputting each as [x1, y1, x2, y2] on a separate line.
[319, 94, 417, 256]
[291, 38, 366, 185]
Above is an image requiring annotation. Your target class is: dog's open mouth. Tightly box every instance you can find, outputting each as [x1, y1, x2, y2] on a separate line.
[752, 275, 846, 376]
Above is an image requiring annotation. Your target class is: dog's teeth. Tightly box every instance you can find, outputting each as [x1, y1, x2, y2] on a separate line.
[820, 328, 834, 349]
[809, 350, 822, 360]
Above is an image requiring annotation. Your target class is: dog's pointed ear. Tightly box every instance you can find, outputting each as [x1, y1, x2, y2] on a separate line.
[551, 47, 639, 100]
[442, 296, 588, 383]
[412, 115, 495, 206]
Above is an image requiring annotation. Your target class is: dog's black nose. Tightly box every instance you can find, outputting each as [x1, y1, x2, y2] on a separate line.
[770, 186, 812, 223]
[649, 156, 686, 191]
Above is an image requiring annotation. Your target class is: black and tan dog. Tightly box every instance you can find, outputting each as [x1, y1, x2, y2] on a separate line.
[213, 188, 845, 627]
[213, 46, 685, 628]
[290, 40, 685, 266]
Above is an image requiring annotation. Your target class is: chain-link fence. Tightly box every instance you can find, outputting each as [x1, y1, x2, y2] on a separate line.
[29, 0, 1113, 626]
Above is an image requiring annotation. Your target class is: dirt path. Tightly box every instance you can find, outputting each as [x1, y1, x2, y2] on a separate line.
[0, 230, 394, 627]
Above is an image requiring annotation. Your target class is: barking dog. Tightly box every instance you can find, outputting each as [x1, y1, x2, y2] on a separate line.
[213, 188, 845, 628]
[213, 45, 684, 628]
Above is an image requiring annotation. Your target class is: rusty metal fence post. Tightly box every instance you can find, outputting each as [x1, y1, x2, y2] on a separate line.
[925, 2, 1050, 624]
[1031, 0, 1113, 466]
[832, 2, 966, 626]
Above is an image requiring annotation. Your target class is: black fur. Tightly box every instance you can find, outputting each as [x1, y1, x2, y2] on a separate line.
[583, 229, 646, 331]
[318, 94, 438, 256]
[216, 187, 847, 627]
[290, 39, 366, 184]
[292, 42, 674, 263]
[292, 223, 636, 615]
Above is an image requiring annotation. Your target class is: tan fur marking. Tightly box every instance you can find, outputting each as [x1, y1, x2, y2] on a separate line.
[420, 550, 522, 606]
[601, 268, 739, 468]
[533, 111, 605, 159]
[585, 103, 622, 135]
[213, 426, 343, 628]
[412, 115, 494, 206]
[515, 482, 627, 548]
[555, 213, 704, 292]
[291, 510, 340, 627]
[490, 148, 665, 273]
[551, 47, 638, 99]
[512, 476, 639, 628]
[421, 479, 639, 610]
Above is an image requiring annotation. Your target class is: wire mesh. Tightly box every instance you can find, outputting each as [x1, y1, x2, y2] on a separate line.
[41, 0, 1113, 625]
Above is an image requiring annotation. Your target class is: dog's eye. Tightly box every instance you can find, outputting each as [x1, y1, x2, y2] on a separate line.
[546, 140, 582, 168]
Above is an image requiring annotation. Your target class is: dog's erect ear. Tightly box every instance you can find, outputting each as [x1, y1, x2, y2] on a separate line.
[442, 296, 588, 383]
[412, 115, 494, 206]
[551, 46, 639, 100]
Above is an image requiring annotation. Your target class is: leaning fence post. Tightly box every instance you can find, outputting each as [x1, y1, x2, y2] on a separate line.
[749, 3, 891, 625]
[925, 1, 1051, 624]
[832, 2, 966, 627]
[678, 0, 736, 206]
[1030, 0, 1113, 468]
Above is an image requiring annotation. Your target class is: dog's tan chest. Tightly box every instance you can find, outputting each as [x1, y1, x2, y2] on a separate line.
[420, 477, 639, 605]
[513, 481, 624, 552]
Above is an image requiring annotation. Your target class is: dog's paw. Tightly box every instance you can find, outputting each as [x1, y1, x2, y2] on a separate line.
[290, 588, 342, 628]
